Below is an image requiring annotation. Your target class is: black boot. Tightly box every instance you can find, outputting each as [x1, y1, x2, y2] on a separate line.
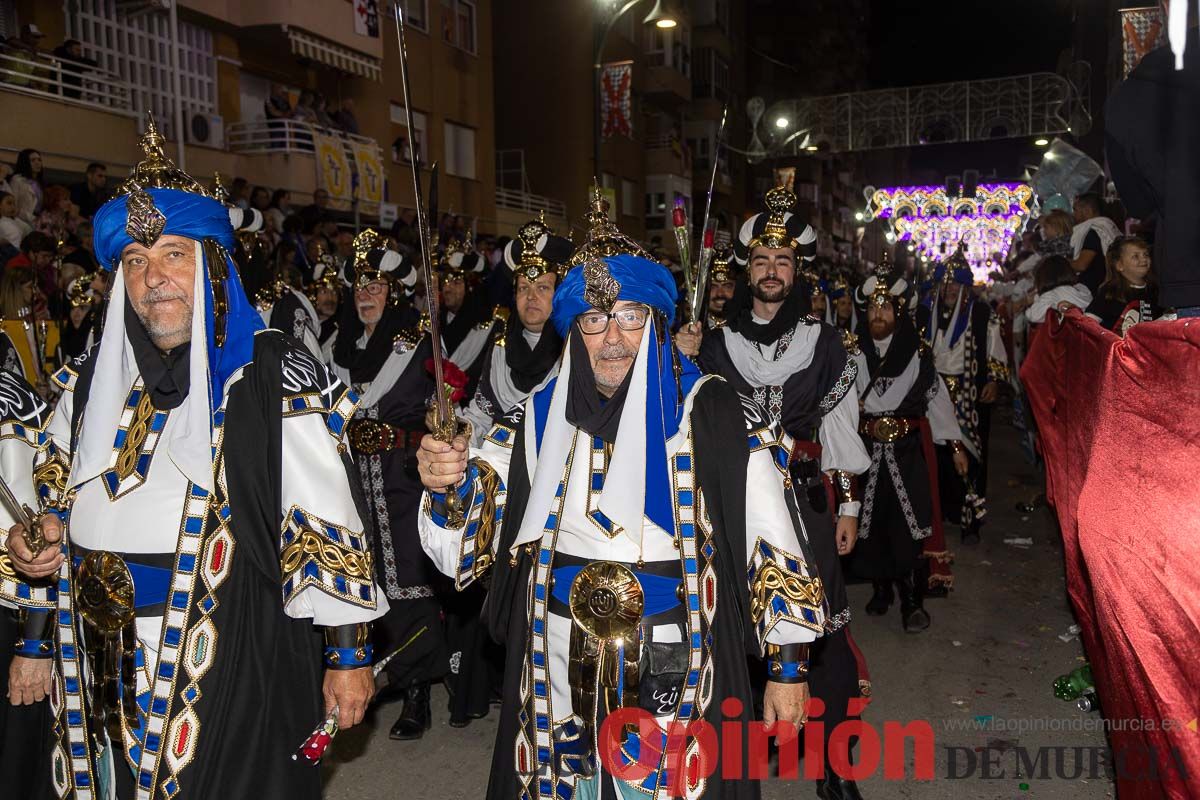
[389, 682, 432, 740]
[896, 572, 930, 633]
[816, 770, 866, 800]
[864, 581, 893, 615]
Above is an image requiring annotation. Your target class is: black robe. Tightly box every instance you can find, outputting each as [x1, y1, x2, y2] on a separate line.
[916, 298, 993, 523]
[697, 316, 863, 762]
[61, 331, 354, 800]
[267, 289, 314, 344]
[479, 378, 773, 800]
[847, 328, 940, 580]
[343, 332, 448, 690]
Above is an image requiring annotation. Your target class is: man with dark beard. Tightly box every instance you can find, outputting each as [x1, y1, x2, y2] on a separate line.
[677, 187, 872, 800]
[704, 245, 738, 328]
[848, 265, 969, 631]
[331, 230, 447, 742]
[915, 243, 1007, 544]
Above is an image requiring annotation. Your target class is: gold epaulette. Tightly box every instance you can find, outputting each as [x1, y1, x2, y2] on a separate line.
[394, 327, 423, 353]
[490, 306, 511, 346]
[841, 329, 861, 356]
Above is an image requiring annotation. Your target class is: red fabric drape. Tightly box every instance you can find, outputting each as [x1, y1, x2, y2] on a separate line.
[1021, 310, 1200, 799]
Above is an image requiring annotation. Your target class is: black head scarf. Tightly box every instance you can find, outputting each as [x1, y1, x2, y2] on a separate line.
[332, 287, 416, 385]
[125, 297, 190, 410]
[564, 328, 633, 445]
[504, 313, 563, 394]
[440, 283, 490, 354]
[59, 307, 96, 363]
[861, 309, 920, 383]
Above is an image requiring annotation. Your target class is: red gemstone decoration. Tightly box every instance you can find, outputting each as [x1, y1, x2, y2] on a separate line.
[174, 720, 190, 757]
[686, 748, 701, 789]
[705, 575, 715, 609]
[210, 538, 225, 573]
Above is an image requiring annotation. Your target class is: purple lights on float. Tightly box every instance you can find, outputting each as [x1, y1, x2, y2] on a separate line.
[867, 183, 1036, 282]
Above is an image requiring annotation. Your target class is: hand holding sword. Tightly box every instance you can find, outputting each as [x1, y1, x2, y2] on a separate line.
[394, 6, 468, 526]
[1, 475, 62, 579]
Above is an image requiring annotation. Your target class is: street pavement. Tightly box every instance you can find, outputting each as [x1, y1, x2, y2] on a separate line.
[323, 410, 1113, 799]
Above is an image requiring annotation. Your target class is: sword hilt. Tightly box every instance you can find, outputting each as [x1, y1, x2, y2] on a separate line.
[430, 385, 468, 528]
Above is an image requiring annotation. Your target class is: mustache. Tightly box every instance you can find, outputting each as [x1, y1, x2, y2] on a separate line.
[595, 344, 636, 361]
[139, 288, 188, 305]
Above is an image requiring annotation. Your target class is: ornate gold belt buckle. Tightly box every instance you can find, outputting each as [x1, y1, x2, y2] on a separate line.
[75, 551, 136, 636]
[348, 419, 390, 454]
[874, 416, 903, 443]
[568, 561, 644, 642]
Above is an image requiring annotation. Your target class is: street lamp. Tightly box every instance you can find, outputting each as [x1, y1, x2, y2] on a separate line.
[644, 0, 679, 28]
[1034, 138, 1050, 147]
[594, 0, 679, 175]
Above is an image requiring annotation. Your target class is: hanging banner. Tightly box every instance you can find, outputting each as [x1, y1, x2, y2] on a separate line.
[352, 140, 385, 205]
[315, 131, 352, 203]
[354, 0, 380, 38]
[1120, 7, 1166, 78]
[600, 61, 633, 140]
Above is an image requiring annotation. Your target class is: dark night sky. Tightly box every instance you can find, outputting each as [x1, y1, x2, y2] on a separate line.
[866, 1, 1076, 87]
[861, 0, 1077, 183]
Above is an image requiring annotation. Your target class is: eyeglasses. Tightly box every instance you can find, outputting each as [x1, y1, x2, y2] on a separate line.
[577, 305, 650, 335]
[355, 280, 387, 296]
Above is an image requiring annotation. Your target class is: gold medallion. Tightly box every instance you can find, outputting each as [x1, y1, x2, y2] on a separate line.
[75, 551, 136, 635]
[568, 561, 643, 641]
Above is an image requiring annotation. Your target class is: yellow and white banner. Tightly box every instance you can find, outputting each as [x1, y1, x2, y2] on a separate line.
[315, 132, 352, 202]
[352, 141, 385, 205]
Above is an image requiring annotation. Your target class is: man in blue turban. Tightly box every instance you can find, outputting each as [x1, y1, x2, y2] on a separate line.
[415, 189, 828, 800]
[3, 119, 385, 800]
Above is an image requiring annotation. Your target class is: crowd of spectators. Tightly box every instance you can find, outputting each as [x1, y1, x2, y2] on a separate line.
[2, 24, 101, 101]
[0, 141, 381, 395]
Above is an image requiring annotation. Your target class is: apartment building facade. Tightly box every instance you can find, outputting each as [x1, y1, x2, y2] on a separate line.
[492, 0, 749, 254]
[0, 0, 499, 230]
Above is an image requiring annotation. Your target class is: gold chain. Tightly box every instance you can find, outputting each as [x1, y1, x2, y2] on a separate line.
[115, 392, 157, 480]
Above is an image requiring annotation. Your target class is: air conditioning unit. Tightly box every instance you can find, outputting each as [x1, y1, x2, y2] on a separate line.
[186, 112, 225, 149]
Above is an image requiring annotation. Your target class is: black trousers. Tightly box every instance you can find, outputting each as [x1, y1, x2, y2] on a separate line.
[0, 608, 54, 800]
[807, 627, 861, 767]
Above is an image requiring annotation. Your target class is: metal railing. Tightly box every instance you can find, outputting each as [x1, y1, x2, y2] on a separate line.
[494, 187, 566, 220]
[226, 119, 382, 160]
[0, 46, 135, 115]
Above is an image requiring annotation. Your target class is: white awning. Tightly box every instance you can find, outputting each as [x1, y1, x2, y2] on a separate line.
[286, 28, 381, 82]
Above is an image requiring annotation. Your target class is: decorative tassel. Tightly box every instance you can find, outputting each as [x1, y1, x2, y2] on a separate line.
[202, 238, 230, 347]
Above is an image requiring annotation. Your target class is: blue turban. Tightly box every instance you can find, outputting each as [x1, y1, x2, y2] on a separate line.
[92, 188, 264, 411]
[550, 254, 679, 337]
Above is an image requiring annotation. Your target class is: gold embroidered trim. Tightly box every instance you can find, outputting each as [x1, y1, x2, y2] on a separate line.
[472, 459, 501, 578]
[115, 392, 157, 480]
[280, 529, 373, 581]
[750, 562, 824, 624]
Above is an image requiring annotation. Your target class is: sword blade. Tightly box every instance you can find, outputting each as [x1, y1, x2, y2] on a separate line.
[692, 105, 728, 321]
[0, 473, 32, 530]
[393, 7, 451, 428]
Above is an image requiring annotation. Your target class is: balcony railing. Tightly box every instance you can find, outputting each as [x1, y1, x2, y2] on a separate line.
[226, 119, 382, 159]
[494, 187, 566, 220]
[0, 47, 135, 115]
